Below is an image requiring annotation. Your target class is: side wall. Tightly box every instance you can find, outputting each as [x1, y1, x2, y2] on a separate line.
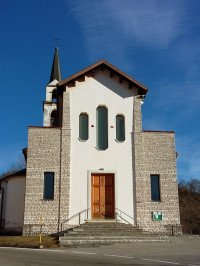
[0, 181, 7, 229]
[133, 97, 181, 234]
[4, 177, 25, 232]
[23, 125, 71, 235]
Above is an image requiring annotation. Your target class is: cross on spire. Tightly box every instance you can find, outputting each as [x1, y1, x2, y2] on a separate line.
[53, 37, 62, 46]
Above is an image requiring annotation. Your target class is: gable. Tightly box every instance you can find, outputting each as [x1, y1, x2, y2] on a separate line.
[57, 59, 149, 96]
[67, 68, 138, 99]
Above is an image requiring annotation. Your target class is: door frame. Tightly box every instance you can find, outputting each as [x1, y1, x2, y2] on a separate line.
[87, 170, 118, 220]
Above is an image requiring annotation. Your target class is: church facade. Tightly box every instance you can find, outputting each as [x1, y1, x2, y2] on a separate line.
[22, 48, 181, 235]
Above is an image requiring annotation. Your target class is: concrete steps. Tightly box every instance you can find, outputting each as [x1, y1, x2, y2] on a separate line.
[59, 220, 166, 247]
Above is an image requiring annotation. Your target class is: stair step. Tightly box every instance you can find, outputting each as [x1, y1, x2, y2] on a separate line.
[79, 226, 140, 229]
[59, 238, 167, 247]
[64, 233, 151, 237]
[59, 221, 161, 247]
[71, 228, 143, 232]
[73, 228, 84, 232]
[84, 219, 120, 223]
[78, 225, 141, 229]
[61, 235, 156, 240]
[80, 224, 137, 227]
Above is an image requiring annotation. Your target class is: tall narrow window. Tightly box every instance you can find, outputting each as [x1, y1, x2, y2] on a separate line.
[97, 106, 108, 150]
[79, 113, 88, 140]
[44, 172, 54, 200]
[116, 115, 125, 141]
[151, 175, 160, 201]
[50, 110, 57, 127]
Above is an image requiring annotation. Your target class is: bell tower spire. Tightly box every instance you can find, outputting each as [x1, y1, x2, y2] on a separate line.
[43, 47, 62, 127]
[49, 46, 62, 82]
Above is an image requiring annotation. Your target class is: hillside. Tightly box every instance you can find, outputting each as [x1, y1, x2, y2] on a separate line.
[178, 181, 200, 234]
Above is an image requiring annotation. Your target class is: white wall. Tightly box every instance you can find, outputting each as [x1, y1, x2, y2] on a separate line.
[67, 69, 137, 223]
[4, 177, 26, 230]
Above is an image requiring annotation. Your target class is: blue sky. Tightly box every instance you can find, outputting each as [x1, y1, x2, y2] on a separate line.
[0, 0, 200, 181]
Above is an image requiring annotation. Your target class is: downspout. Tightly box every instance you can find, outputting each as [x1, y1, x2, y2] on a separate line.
[132, 97, 137, 226]
[57, 127, 62, 234]
[0, 187, 4, 232]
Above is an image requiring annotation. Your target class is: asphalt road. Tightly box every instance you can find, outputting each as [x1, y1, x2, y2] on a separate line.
[0, 236, 199, 265]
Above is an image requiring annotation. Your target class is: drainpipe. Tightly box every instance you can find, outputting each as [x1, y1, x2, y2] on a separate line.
[0, 187, 4, 232]
[57, 128, 62, 234]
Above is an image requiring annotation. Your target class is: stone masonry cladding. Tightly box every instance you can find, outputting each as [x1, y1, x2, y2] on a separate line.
[23, 91, 71, 236]
[133, 96, 182, 235]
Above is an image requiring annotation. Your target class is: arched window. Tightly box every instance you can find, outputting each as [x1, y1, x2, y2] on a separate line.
[116, 115, 125, 142]
[97, 106, 108, 150]
[79, 113, 88, 140]
[50, 110, 57, 127]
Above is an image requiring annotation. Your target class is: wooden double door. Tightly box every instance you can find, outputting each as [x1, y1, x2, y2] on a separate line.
[91, 174, 115, 219]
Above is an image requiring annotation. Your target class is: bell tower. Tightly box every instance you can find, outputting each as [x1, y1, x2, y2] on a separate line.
[43, 47, 62, 127]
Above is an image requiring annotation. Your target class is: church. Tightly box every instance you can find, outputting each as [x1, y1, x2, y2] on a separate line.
[1, 47, 182, 236]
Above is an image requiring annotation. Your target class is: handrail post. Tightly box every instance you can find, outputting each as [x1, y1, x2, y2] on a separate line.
[115, 207, 135, 226]
[60, 208, 90, 228]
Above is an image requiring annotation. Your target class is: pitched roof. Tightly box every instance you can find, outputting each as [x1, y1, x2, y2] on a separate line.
[49, 47, 62, 82]
[58, 59, 149, 95]
[0, 168, 26, 182]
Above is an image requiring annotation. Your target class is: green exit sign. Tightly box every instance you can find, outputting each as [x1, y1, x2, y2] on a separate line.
[153, 211, 162, 220]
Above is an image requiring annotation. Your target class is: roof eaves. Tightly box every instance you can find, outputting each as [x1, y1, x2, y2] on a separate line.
[57, 59, 149, 94]
[1, 168, 26, 181]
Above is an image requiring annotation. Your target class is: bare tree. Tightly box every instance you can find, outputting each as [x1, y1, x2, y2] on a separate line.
[0, 154, 26, 179]
[187, 179, 200, 194]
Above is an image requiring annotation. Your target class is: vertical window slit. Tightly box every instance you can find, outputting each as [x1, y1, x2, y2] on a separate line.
[116, 115, 125, 142]
[97, 106, 108, 150]
[79, 113, 89, 141]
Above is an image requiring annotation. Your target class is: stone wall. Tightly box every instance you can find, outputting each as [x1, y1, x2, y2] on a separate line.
[133, 96, 182, 235]
[23, 94, 71, 236]
[23, 127, 61, 235]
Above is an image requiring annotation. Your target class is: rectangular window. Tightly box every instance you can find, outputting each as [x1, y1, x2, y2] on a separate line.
[151, 175, 160, 201]
[44, 172, 54, 200]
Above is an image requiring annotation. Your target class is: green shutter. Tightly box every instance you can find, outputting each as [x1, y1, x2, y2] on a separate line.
[97, 106, 108, 150]
[116, 115, 125, 141]
[79, 114, 88, 140]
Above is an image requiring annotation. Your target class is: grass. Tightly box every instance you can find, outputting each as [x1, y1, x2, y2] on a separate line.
[0, 235, 59, 248]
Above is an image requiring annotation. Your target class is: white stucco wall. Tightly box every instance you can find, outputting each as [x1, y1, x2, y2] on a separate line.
[45, 80, 58, 101]
[4, 177, 26, 230]
[67, 69, 137, 224]
[43, 102, 57, 126]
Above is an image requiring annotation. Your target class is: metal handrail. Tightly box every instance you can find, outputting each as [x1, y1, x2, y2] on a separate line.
[61, 208, 134, 231]
[115, 208, 134, 225]
[61, 208, 90, 231]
